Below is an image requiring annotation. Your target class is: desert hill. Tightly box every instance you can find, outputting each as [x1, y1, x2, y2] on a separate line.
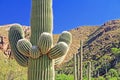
[84, 19, 120, 59]
[1, 19, 120, 76]
[0, 24, 98, 62]
[1, 19, 120, 63]
[58, 19, 120, 76]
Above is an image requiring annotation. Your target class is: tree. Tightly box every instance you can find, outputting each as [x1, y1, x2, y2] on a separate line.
[111, 48, 120, 65]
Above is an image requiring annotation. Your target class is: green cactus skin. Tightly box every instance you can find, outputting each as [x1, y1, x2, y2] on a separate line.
[57, 31, 72, 46]
[38, 32, 53, 54]
[48, 42, 68, 59]
[54, 31, 72, 65]
[8, 0, 72, 80]
[29, 46, 42, 59]
[88, 61, 91, 80]
[17, 39, 32, 56]
[30, 0, 53, 45]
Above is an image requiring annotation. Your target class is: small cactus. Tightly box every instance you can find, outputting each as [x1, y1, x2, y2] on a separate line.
[74, 54, 77, 80]
[80, 40, 83, 80]
[74, 40, 83, 80]
[8, 0, 72, 80]
[87, 61, 91, 80]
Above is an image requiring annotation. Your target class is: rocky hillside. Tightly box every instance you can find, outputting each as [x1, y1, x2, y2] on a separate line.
[0, 24, 98, 62]
[1, 19, 120, 63]
[67, 26, 98, 61]
[57, 19, 120, 76]
[84, 19, 120, 60]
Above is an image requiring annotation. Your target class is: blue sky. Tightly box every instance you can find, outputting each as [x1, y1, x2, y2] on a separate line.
[0, 0, 120, 33]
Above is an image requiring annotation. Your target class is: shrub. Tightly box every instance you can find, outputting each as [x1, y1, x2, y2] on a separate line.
[56, 74, 74, 80]
[106, 69, 118, 77]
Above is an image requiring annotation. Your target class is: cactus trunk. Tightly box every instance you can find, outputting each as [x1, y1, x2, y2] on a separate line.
[80, 40, 83, 80]
[74, 54, 77, 80]
[88, 61, 91, 80]
[30, 0, 53, 45]
[29, 0, 54, 79]
[28, 55, 54, 80]
[77, 54, 80, 80]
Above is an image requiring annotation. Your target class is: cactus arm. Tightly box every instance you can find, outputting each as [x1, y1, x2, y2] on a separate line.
[38, 32, 53, 54]
[57, 31, 72, 46]
[54, 31, 72, 65]
[17, 39, 32, 57]
[54, 55, 66, 65]
[48, 42, 68, 59]
[8, 24, 28, 67]
[17, 39, 42, 59]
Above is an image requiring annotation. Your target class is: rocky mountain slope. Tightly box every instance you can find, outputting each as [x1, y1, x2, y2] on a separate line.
[1, 19, 120, 65]
[84, 19, 120, 60]
[1, 19, 120, 78]
[0, 24, 98, 62]
[57, 19, 120, 76]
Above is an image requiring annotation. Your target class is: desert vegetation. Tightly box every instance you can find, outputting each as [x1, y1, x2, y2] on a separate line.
[1, 20, 120, 80]
[1, 0, 120, 80]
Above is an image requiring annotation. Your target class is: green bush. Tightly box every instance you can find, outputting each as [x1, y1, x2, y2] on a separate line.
[98, 76, 105, 80]
[55, 74, 74, 80]
[109, 77, 118, 80]
[106, 69, 118, 77]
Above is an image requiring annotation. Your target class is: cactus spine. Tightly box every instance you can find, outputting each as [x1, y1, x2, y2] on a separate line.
[8, 0, 72, 80]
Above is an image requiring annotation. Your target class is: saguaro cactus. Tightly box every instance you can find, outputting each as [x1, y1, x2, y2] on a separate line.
[74, 54, 77, 80]
[87, 61, 91, 80]
[8, 0, 72, 80]
[74, 40, 83, 80]
[80, 40, 83, 80]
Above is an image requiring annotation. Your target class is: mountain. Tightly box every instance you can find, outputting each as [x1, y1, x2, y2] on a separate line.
[57, 19, 120, 76]
[84, 19, 120, 60]
[0, 24, 98, 62]
[67, 26, 98, 61]
[1, 19, 120, 65]
[1, 19, 120, 77]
